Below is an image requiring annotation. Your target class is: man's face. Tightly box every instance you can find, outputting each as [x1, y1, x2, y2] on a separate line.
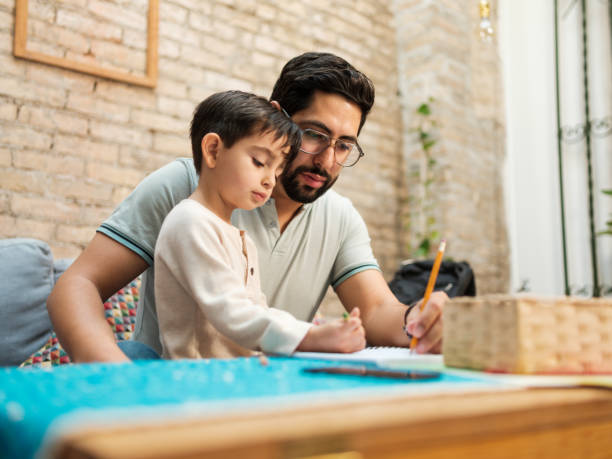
[278, 91, 362, 203]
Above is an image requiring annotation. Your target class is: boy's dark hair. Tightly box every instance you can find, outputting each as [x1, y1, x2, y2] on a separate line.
[190, 90, 302, 173]
[270, 52, 375, 134]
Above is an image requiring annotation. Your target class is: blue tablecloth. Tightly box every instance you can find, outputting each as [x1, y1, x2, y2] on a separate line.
[0, 357, 501, 458]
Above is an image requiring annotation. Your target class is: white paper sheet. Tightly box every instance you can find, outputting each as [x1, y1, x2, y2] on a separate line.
[293, 347, 444, 366]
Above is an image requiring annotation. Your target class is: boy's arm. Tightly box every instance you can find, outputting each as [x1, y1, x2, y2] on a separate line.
[334, 269, 446, 353]
[47, 233, 149, 362]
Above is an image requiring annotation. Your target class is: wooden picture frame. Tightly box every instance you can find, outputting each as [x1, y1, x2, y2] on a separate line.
[13, 0, 158, 88]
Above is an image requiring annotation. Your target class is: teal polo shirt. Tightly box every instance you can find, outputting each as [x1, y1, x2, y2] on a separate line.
[99, 158, 380, 355]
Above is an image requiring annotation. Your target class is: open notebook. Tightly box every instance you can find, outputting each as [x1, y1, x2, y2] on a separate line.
[293, 347, 443, 366]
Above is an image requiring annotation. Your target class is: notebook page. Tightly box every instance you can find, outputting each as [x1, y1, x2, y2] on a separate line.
[293, 347, 443, 365]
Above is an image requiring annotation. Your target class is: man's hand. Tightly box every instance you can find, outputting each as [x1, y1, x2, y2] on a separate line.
[297, 308, 366, 353]
[404, 291, 448, 354]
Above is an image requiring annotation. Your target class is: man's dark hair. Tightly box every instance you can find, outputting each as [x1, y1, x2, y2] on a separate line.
[270, 52, 375, 133]
[190, 90, 302, 173]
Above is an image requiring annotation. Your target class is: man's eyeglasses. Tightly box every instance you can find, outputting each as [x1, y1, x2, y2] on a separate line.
[299, 128, 364, 167]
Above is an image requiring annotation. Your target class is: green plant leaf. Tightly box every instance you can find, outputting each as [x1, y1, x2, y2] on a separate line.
[602, 189, 612, 195]
[423, 140, 436, 150]
[417, 103, 431, 115]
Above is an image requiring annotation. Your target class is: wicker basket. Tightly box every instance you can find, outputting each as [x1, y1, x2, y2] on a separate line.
[443, 295, 612, 374]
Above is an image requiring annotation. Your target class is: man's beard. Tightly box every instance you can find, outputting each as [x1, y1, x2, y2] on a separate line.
[280, 165, 338, 204]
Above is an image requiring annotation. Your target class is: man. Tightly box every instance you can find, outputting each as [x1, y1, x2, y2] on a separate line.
[47, 52, 446, 362]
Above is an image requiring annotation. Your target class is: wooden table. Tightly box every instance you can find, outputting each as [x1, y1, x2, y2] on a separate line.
[55, 386, 612, 459]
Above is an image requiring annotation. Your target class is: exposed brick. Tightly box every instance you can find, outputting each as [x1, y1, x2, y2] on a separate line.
[0, 76, 66, 107]
[56, 9, 122, 41]
[88, 0, 147, 31]
[158, 58, 206, 84]
[90, 39, 147, 73]
[81, 205, 114, 226]
[172, 0, 211, 13]
[30, 19, 90, 56]
[0, 169, 47, 193]
[159, 2, 188, 24]
[112, 186, 133, 204]
[156, 79, 188, 98]
[157, 96, 194, 119]
[11, 195, 81, 221]
[0, 193, 9, 212]
[187, 86, 215, 103]
[0, 102, 16, 120]
[188, 11, 213, 33]
[28, 0, 55, 21]
[94, 81, 156, 109]
[90, 120, 152, 147]
[131, 109, 187, 134]
[18, 106, 88, 135]
[26, 64, 95, 93]
[160, 20, 200, 45]
[123, 28, 147, 51]
[14, 218, 55, 241]
[255, 3, 276, 20]
[66, 92, 128, 123]
[251, 52, 276, 69]
[0, 125, 53, 150]
[180, 45, 227, 71]
[0, 55, 27, 77]
[0, 215, 17, 238]
[0, 9, 12, 29]
[202, 71, 253, 93]
[54, 134, 120, 163]
[158, 38, 181, 59]
[56, 224, 97, 245]
[13, 151, 86, 176]
[118, 146, 175, 171]
[51, 176, 113, 204]
[86, 162, 143, 186]
[0, 35, 10, 53]
[50, 244, 82, 260]
[152, 133, 190, 155]
[0, 147, 11, 166]
[210, 21, 238, 41]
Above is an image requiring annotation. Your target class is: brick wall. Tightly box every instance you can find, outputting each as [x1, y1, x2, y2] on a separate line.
[0, 0, 508, 311]
[394, 0, 509, 294]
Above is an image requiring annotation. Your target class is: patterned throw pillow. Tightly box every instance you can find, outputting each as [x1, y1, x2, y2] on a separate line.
[20, 277, 141, 368]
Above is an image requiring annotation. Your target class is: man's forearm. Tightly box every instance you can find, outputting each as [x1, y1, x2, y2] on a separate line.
[361, 299, 412, 347]
[47, 275, 129, 363]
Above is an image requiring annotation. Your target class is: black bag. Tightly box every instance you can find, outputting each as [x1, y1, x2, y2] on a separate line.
[388, 260, 476, 305]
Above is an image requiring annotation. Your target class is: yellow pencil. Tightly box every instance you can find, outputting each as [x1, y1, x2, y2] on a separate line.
[410, 239, 446, 351]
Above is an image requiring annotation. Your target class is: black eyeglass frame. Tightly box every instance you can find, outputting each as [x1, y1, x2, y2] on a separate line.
[298, 127, 365, 168]
[278, 106, 365, 168]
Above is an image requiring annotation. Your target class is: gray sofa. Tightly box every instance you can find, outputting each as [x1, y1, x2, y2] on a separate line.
[0, 238, 72, 366]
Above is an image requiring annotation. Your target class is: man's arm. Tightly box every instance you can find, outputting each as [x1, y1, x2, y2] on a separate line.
[334, 269, 446, 353]
[47, 233, 149, 362]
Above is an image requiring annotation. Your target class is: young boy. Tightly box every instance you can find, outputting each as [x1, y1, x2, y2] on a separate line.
[154, 90, 366, 359]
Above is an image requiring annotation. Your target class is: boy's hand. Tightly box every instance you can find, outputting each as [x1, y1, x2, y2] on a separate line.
[297, 308, 366, 353]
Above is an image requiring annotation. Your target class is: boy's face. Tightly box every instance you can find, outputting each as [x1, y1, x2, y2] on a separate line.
[216, 130, 290, 212]
[277, 91, 362, 203]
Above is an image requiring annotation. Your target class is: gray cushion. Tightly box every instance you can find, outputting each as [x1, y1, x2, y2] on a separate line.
[53, 258, 73, 284]
[0, 238, 54, 366]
